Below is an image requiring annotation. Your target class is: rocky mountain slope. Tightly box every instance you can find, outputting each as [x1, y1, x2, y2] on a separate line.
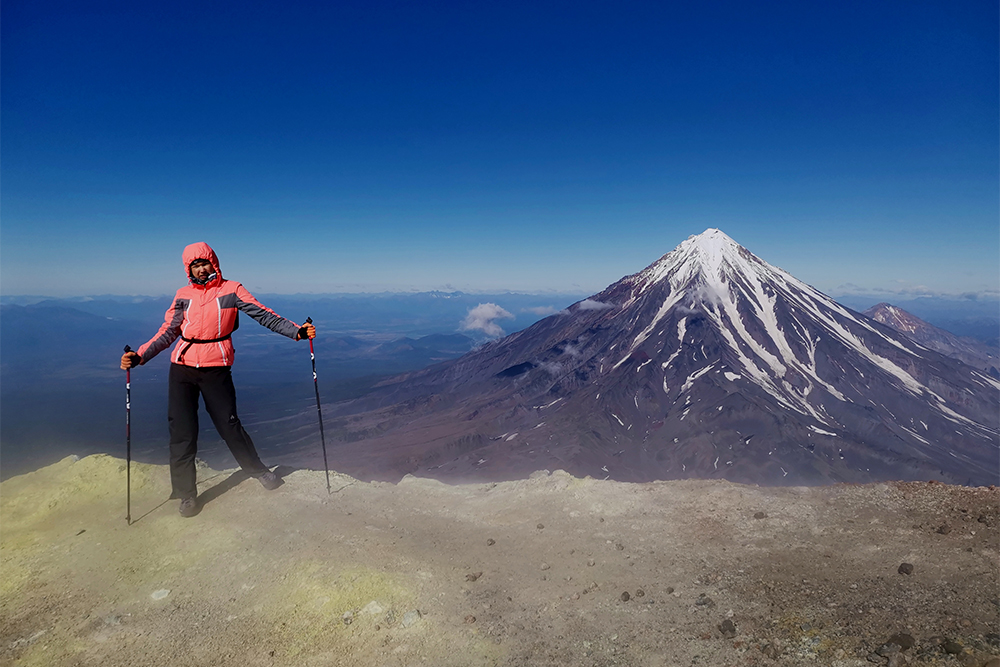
[862, 303, 999, 378]
[312, 230, 999, 487]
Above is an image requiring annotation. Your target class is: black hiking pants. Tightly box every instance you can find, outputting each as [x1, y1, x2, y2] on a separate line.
[168, 363, 268, 499]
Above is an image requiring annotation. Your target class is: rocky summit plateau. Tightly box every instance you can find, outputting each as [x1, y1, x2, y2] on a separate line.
[313, 230, 999, 487]
[2, 455, 998, 667]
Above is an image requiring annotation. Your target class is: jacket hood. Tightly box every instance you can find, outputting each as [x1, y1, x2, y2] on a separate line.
[182, 242, 222, 286]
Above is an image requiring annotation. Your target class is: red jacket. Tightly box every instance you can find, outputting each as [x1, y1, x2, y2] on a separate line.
[137, 242, 301, 368]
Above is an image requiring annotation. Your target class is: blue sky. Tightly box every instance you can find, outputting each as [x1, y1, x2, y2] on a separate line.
[2, 0, 997, 298]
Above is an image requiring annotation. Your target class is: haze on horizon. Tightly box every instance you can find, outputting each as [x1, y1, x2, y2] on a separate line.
[2, 1, 997, 300]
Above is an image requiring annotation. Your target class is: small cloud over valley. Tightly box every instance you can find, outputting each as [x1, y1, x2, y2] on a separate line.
[461, 303, 515, 338]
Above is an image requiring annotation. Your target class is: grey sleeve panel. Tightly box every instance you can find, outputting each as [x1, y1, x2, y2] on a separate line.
[218, 292, 240, 309]
[235, 298, 300, 339]
[141, 298, 188, 361]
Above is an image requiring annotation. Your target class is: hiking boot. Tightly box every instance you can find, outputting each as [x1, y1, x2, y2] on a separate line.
[258, 470, 281, 490]
[178, 497, 200, 518]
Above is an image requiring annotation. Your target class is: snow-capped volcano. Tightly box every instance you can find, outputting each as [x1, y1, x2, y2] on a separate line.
[319, 230, 1000, 486]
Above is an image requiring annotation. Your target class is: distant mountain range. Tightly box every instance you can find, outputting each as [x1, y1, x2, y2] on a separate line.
[2, 268, 996, 485]
[862, 303, 999, 378]
[317, 230, 1000, 487]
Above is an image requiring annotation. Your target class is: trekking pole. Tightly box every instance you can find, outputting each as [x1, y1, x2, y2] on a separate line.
[123, 345, 133, 525]
[305, 318, 331, 494]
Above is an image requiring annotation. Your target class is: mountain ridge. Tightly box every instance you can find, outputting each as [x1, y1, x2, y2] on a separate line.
[862, 302, 999, 378]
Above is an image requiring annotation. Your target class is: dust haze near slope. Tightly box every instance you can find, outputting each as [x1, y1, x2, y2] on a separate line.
[2, 455, 998, 666]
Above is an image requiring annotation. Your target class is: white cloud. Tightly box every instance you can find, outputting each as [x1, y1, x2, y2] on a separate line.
[577, 299, 613, 311]
[460, 303, 515, 338]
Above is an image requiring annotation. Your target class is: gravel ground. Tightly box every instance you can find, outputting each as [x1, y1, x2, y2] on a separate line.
[2, 455, 998, 666]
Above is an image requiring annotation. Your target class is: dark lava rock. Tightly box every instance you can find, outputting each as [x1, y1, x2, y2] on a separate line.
[898, 562, 914, 575]
[465, 572, 482, 582]
[942, 640, 963, 654]
[486, 538, 495, 546]
[937, 524, 953, 535]
[754, 511, 767, 519]
[536, 523, 544, 530]
[695, 594, 714, 607]
[620, 591, 631, 602]
[719, 619, 737, 638]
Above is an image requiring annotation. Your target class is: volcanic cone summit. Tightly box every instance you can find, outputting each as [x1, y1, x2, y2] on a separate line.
[321, 230, 999, 486]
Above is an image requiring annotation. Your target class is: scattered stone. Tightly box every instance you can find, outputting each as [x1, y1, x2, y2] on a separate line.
[695, 594, 714, 607]
[719, 619, 737, 638]
[572, 593, 580, 600]
[983, 658, 1000, 667]
[887, 654, 907, 667]
[537, 523, 544, 530]
[760, 641, 781, 659]
[401, 610, 422, 628]
[876, 642, 901, 657]
[150, 589, 170, 601]
[978, 514, 988, 524]
[360, 601, 384, 616]
[342, 611, 354, 625]
[754, 512, 767, 519]
[464, 615, 476, 624]
[666, 587, 675, 595]
[898, 563, 914, 575]
[942, 640, 963, 654]
[486, 538, 495, 546]
[937, 524, 952, 535]
[635, 589, 645, 598]
[465, 572, 482, 582]
[587, 559, 596, 567]
[615, 543, 625, 551]
[620, 591, 631, 602]
[540, 563, 550, 571]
